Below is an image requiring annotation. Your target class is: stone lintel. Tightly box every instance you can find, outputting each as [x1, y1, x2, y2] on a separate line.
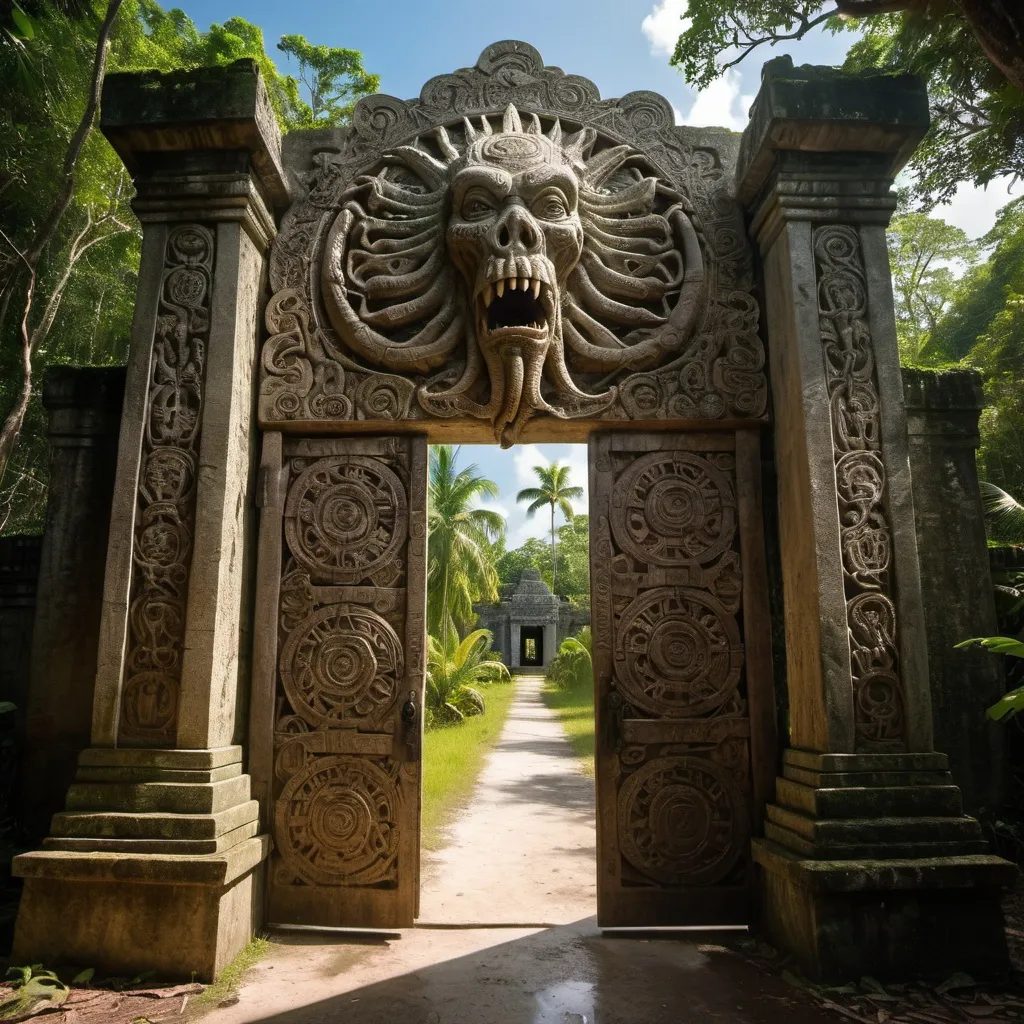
[101, 58, 288, 208]
[784, 749, 949, 773]
[736, 55, 929, 208]
[78, 745, 243, 770]
[14, 835, 268, 886]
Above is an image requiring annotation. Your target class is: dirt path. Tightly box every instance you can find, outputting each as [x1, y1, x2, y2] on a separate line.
[418, 672, 596, 925]
[196, 674, 841, 1024]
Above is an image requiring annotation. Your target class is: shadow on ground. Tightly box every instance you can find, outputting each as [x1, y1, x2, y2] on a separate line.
[216, 919, 841, 1024]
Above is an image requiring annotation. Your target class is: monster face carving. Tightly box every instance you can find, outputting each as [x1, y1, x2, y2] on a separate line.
[322, 104, 705, 446]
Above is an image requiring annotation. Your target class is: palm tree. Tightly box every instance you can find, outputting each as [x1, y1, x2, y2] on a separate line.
[427, 445, 505, 648]
[516, 461, 583, 595]
[425, 628, 511, 727]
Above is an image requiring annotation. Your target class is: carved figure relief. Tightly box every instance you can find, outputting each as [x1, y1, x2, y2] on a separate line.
[120, 224, 214, 745]
[269, 437, 425, 913]
[591, 437, 753, 902]
[262, 41, 766, 445]
[813, 224, 906, 751]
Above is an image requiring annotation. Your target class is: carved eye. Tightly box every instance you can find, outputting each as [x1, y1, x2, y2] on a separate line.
[533, 191, 569, 221]
[462, 191, 496, 221]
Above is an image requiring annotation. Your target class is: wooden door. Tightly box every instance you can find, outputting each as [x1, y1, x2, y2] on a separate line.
[250, 434, 427, 928]
[590, 431, 775, 927]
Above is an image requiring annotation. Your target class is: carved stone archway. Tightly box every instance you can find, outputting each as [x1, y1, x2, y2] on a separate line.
[9, 43, 1015, 985]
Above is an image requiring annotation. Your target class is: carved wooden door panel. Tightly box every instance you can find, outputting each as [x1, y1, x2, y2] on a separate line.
[250, 434, 427, 928]
[590, 431, 775, 927]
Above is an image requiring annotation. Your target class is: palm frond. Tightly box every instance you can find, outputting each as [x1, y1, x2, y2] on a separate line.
[981, 482, 1024, 545]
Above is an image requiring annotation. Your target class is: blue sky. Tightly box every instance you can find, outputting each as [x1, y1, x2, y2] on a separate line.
[177, 0, 1017, 547]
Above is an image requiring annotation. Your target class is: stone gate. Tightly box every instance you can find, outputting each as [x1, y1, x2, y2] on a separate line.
[10, 42, 1015, 982]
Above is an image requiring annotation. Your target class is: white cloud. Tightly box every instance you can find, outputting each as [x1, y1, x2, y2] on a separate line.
[683, 71, 755, 132]
[932, 175, 1018, 238]
[672, 104, 684, 126]
[642, 0, 690, 58]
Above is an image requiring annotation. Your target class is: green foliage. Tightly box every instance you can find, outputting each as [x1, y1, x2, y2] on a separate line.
[277, 35, 378, 128]
[925, 199, 1024, 497]
[669, 1, 1024, 204]
[546, 626, 592, 691]
[0, 2, 379, 533]
[426, 445, 505, 641]
[0, 966, 69, 1019]
[425, 627, 510, 728]
[956, 635, 1024, 721]
[887, 212, 978, 364]
[496, 515, 590, 604]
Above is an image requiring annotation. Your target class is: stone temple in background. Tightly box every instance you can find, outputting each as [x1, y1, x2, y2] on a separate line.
[475, 569, 589, 670]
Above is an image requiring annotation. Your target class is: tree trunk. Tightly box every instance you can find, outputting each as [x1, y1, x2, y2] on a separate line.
[955, 0, 1024, 93]
[550, 502, 556, 595]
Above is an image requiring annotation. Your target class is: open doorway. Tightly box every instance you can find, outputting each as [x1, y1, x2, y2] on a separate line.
[519, 625, 543, 666]
[418, 442, 597, 927]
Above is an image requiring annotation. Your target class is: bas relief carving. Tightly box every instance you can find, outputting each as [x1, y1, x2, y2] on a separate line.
[592, 438, 752, 892]
[120, 225, 214, 745]
[262, 41, 766, 445]
[813, 224, 906, 752]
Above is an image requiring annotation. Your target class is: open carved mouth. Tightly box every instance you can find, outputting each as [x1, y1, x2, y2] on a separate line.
[477, 276, 551, 336]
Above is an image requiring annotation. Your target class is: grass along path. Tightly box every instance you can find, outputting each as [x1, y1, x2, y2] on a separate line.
[421, 679, 518, 850]
[542, 673, 595, 776]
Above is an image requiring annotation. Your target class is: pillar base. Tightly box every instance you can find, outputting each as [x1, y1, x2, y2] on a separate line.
[12, 837, 268, 981]
[755, 840, 1014, 981]
[756, 749, 1017, 980]
[12, 745, 267, 980]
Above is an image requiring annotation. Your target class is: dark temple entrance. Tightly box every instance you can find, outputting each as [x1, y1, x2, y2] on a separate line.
[519, 625, 544, 667]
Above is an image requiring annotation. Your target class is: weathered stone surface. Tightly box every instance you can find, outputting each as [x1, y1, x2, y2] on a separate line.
[12, 837, 268, 982]
[261, 41, 767, 445]
[903, 367, 1005, 816]
[737, 55, 929, 207]
[22, 366, 124, 840]
[102, 58, 288, 207]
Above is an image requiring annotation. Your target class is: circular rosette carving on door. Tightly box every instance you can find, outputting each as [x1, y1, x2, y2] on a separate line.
[280, 604, 403, 727]
[275, 756, 400, 887]
[617, 755, 749, 885]
[285, 456, 408, 586]
[616, 587, 743, 717]
[611, 451, 735, 567]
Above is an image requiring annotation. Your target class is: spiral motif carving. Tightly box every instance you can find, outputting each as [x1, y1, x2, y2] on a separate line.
[285, 456, 407, 586]
[276, 757, 400, 887]
[280, 604, 403, 727]
[618, 756, 748, 885]
[616, 587, 743, 717]
[611, 451, 736, 567]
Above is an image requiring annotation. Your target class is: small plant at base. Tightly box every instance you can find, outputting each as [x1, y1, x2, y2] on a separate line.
[546, 627, 592, 690]
[425, 628, 510, 728]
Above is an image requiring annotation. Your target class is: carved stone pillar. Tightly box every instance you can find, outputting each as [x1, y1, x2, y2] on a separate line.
[12, 60, 290, 981]
[22, 367, 124, 841]
[737, 57, 1015, 980]
[902, 368, 1005, 817]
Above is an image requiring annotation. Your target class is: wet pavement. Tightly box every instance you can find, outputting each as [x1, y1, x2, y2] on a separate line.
[198, 675, 841, 1023]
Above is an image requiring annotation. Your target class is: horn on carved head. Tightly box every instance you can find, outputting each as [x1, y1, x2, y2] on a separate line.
[527, 113, 542, 135]
[502, 104, 523, 134]
[479, 115, 493, 136]
[435, 125, 460, 163]
[562, 127, 597, 164]
[463, 116, 478, 142]
[547, 119, 563, 146]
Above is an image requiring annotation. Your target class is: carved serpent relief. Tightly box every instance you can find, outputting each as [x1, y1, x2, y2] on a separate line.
[593, 438, 751, 893]
[813, 224, 906, 751]
[270, 439, 423, 899]
[120, 225, 214, 745]
[261, 41, 766, 445]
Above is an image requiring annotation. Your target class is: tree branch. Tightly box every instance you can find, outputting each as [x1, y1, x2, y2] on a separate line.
[719, 7, 840, 76]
